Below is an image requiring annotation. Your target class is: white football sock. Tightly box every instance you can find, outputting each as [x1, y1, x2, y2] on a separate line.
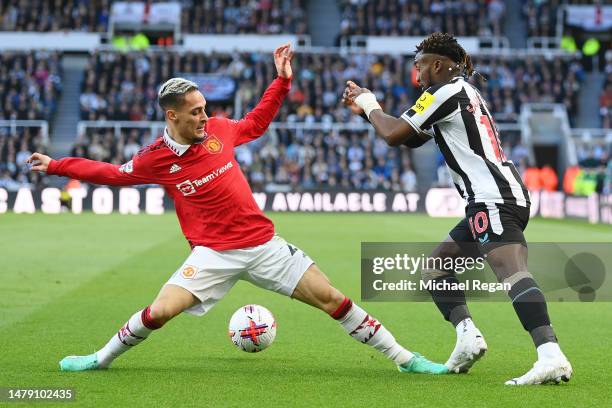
[336, 301, 414, 365]
[96, 309, 154, 368]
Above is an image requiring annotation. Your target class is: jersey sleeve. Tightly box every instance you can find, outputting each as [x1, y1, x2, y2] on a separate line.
[47, 154, 156, 186]
[231, 76, 291, 146]
[400, 83, 460, 135]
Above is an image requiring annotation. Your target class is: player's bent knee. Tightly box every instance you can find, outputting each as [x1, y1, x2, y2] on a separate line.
[148, 301, 181, 326]
[292, 265, 346, 314]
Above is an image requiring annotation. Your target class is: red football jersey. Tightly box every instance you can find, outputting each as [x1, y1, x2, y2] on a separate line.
[47, 77, 291, 250]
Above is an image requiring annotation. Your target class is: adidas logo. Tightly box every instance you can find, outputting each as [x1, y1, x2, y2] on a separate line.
[169, 163, 182, 174]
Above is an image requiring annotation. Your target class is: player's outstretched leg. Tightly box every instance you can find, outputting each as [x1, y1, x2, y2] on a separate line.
[486, 244, 572, 385]
[423, 238, 487, 373]
[291, 265, 448, 374]
[59, 284, 199, 371]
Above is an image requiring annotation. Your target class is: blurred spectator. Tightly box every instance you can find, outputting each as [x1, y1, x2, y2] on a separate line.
[540, 164, 558, 191]
[433, 152, 453, 187]
[400, 165, 417, 192]
[523, 166, 542, 190]
[510, 141, 530, 165]
[575, 140, 610, 194]
[563, 164, 580, 194]
[600, 53, 612, 128]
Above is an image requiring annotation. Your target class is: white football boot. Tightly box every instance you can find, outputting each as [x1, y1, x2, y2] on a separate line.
[445, 318, 488, 373]
[505, 343, 572, 385]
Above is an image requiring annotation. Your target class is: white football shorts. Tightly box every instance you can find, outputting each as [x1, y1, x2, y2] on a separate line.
[165, 235, 314, 316]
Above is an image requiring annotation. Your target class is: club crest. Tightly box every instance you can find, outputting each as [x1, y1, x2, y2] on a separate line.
[203, 135, 223, 154]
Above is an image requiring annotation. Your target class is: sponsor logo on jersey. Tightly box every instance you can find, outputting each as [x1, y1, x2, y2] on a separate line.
[411, 92, 435, 114]
[203, 135, 223, 154]
[169, 163, 182, 174]
[192, 161, 233, 187]
[180, 265, 197, 279]
[175, 161, 234, 196]
[119, 160, 134, 174]
[176, 180, 196, 196]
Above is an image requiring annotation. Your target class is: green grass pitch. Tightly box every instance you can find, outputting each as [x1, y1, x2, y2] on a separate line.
[0, 213, 610, 407]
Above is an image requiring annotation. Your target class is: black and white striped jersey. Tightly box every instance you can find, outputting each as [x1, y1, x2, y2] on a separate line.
[401, 76, 530, 208]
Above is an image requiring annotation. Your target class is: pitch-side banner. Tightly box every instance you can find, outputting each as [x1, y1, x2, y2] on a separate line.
[0, 187, 610, 224]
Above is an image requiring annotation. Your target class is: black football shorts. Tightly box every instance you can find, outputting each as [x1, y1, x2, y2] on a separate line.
[449, 202, 530, 253]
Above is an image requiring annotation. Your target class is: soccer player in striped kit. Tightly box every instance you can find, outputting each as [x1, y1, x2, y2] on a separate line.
[343, 33, 572, 385]
[28, 44, 447, 375]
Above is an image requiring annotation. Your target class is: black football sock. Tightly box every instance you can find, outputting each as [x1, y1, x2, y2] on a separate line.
[508, 277, 558, 347]
[424, 271, 471, 327]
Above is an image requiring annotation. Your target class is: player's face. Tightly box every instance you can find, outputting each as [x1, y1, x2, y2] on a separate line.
[414, 52, 432, 89]
[174, 90, 209, 143]
[415, 53, 451, 89]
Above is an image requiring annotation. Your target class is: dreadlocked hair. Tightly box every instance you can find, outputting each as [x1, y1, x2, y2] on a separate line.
[416, 32, 475, 77]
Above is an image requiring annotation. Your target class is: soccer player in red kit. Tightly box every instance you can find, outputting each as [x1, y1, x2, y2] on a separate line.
[28, 44, 447, 374]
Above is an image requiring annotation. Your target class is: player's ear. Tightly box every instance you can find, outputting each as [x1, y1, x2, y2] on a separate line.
[166, 109, 177, 122]
[433, 59, 443, 73]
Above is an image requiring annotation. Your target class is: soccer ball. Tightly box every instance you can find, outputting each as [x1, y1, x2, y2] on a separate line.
[228, 304, 277, 353]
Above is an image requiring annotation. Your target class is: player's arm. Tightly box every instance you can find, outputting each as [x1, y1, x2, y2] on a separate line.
[232, 44, 293, 146]
[27, 153, 154, 186]
[343, 81, 429, 148]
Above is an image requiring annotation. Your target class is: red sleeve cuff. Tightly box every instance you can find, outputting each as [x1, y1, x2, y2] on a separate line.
[47, 159, 59, 175]
[276, 76, 292, 89]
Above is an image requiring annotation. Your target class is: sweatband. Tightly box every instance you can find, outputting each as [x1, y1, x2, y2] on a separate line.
[354, 92, 382, 119]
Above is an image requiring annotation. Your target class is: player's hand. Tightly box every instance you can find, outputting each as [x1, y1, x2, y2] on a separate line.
[274, 43, 294, 79]
[342, 85, 365, 115]
[345, 80, 372, 102]
[27, 152, 52, 173]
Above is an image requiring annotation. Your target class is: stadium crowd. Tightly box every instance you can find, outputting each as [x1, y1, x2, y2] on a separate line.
[0, 51, 62, 121]
[0, 49, 62, 191]
[336, 0, 506, 43]
[0, 0, 307, 34]
[0, 50, 61, 191]
[0, 0, 110, 32]
[2, 0, 603, 40]
[471, 54, 585, 125]
[182, 0, 307, 35]
[522, 0, 600, 39]
[79, 51, 585, 125]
